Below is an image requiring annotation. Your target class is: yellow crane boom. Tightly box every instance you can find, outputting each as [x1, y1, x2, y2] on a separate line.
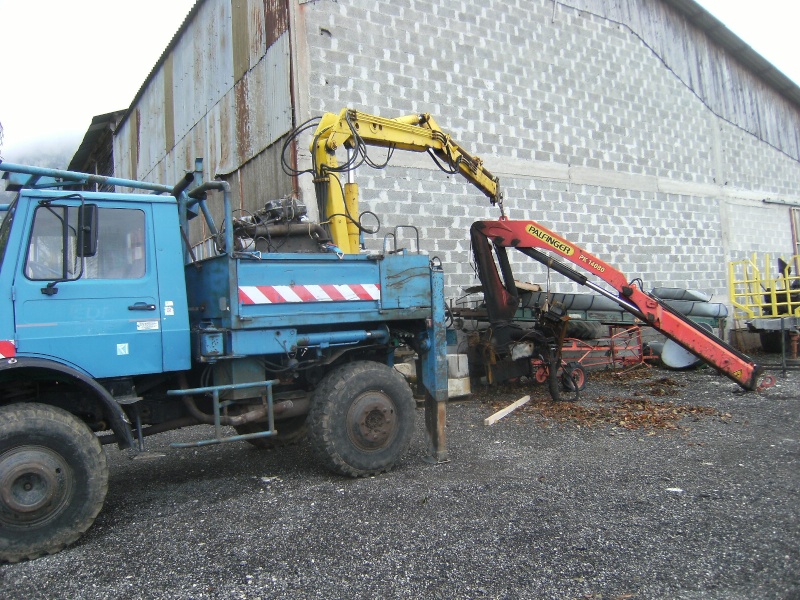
[310, 109, 502, 253]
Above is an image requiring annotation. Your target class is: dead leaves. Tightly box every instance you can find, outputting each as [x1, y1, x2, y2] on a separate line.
[596, 395, 719, 430]
[484, 386, 723, 432]
[642, 376, 681, 397]
[537, 395, 718, 430]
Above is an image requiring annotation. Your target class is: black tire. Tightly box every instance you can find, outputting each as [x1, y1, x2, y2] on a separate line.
[307, 361, 416, 477]
[565, 320, 606, 340]
[546, 351, 562, 402]
[561, 361, 588, 392]
[0, 403, 108, 563]
[234, 416, 308, 449]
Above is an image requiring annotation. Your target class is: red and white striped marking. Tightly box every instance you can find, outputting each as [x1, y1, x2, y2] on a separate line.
[239, 284, 381, 305]
[0, 341, 16, 359]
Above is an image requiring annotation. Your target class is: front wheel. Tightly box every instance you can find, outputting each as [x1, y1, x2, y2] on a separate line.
[0, 403, 109, 563]
[307, 361, 416, 477]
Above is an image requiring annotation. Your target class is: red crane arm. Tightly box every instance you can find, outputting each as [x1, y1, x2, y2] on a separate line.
[471, 218, 763, 391]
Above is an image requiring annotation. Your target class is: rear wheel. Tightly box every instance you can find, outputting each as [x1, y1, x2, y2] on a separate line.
[307, 361, 416, 477]
[0, 403, 108, 563]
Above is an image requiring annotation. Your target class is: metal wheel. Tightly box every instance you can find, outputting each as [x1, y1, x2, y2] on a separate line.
[0, 403, 108, 563]
[307, 361, 415, 477]
[561, 361, 587, 392]
[533, 362, 549, 384]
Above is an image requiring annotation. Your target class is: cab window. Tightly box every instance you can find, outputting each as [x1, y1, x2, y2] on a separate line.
[26, 206, 146, 280]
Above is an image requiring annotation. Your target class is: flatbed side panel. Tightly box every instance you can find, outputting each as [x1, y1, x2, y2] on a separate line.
[234, 254, 383, 324]
[185, 252, 436, 329]
[380, 253, 436, 310]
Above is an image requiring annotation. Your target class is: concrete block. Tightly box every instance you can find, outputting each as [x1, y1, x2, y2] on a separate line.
[448, 376, 471, 398]
[447, 354, 469, 378]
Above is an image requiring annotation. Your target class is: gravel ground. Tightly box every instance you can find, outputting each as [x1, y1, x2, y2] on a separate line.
[1, 364, 798, 599]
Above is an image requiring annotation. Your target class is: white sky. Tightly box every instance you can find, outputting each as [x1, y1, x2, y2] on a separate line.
[697, 0, 800, 83]
[0, 0, 798, 160]
[0, 0, 197, 157]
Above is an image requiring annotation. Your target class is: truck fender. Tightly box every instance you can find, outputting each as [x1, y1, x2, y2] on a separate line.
[0, 356, 134, 449]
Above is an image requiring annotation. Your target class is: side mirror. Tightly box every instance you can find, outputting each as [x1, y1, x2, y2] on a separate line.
[78, 204, 98, 257]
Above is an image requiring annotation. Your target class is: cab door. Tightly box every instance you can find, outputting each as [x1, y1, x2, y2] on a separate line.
[13, 199, 164, 377]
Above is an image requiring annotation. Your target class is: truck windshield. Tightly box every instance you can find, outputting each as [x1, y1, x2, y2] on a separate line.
[0, 198, 17, 273]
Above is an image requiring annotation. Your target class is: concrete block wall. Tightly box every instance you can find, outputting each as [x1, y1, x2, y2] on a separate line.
[299, 0, 800, 304]
[718, 118, 800, 197]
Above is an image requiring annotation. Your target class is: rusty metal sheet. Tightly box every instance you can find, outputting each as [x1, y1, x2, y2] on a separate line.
[114, 0, 291, 186]
[264, 0, 289, 50]
[233, 32, 292, 166]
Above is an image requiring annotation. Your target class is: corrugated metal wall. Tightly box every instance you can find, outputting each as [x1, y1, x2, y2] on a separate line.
[114, 0, 294, 224]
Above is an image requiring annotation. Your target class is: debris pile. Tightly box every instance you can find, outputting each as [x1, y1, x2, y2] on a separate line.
[480, 372, 731, 431]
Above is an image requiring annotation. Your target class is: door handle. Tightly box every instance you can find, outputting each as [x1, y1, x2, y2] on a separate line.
[128, 303, 157, 311]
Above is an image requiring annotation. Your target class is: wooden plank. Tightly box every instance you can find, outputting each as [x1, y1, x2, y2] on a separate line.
[484, 395, 531, 426]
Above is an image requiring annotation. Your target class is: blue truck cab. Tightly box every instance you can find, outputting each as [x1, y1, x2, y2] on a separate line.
[0, 160, 447, 563]
[2, 188, 190, 377]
